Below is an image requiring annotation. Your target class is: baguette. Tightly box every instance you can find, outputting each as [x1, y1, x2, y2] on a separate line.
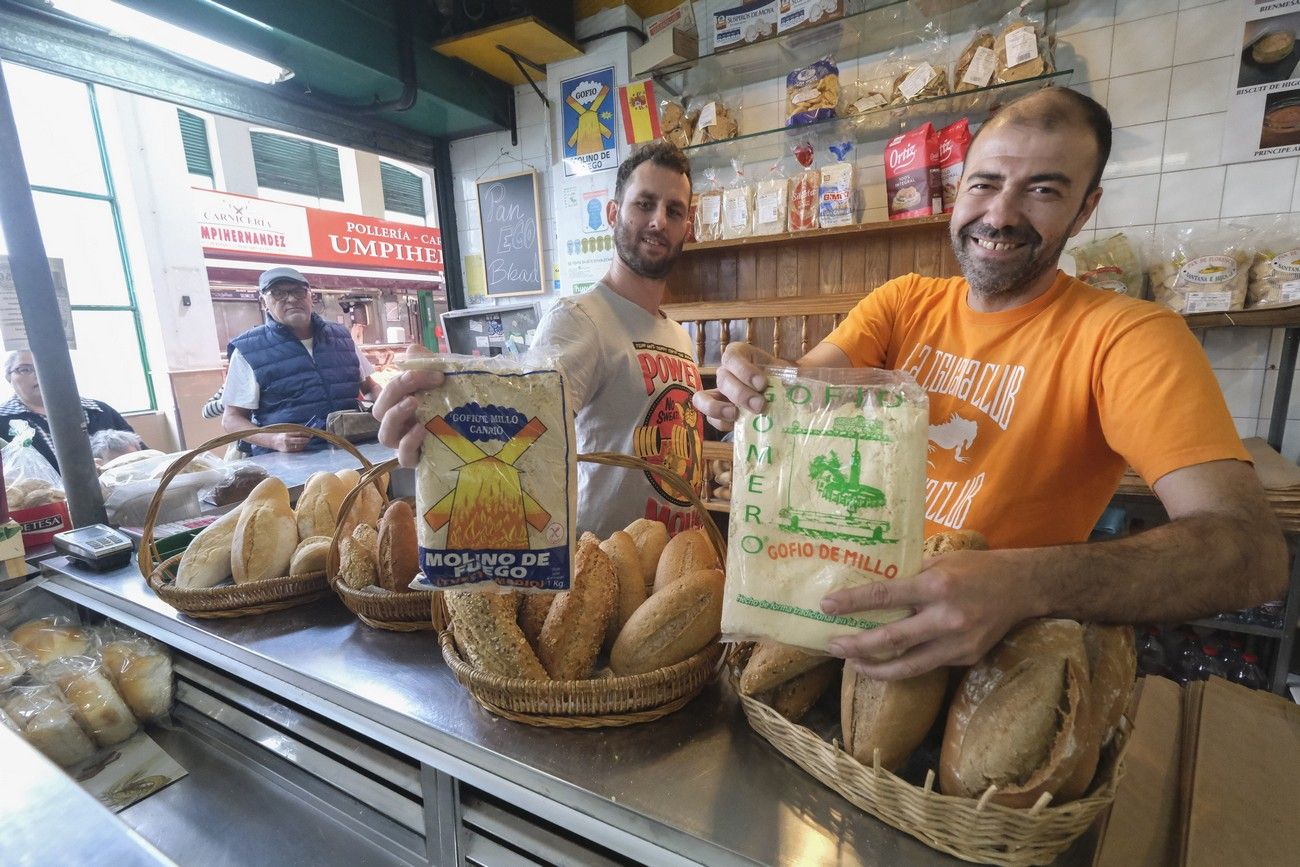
[231, 477, 297, 584]
[600, 531, 646, 651]
[377, 500, 419, 593]
[518, 594, 554, 653]
[652, 528, 719, 592]
[740, 639, 829, 696]
[610, 568, 724, 676]
[175, 507, 243, 588]
[289, 536, 333, 576]
[446, 590, 549, 680]
[769, 659, 840, 722]
[538, 538, 616, 680]
[623, 518, 670, 592]
[295, 471, 349, 540]
[841, 665, 948, 771]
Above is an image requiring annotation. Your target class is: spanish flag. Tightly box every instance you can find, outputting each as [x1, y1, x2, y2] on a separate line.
[619, 79, 662, 145]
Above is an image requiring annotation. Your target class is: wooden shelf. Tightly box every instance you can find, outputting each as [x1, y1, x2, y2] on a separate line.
[684, 214, 949, 254]
[1182, 304, 1300, 330]
[433, 17, 581, 86]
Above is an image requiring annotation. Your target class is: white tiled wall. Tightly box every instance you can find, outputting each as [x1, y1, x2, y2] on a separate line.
[445, 0, 1300, 459]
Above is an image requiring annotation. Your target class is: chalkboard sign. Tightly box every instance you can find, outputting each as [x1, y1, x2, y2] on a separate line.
[476, 170, 545, 297]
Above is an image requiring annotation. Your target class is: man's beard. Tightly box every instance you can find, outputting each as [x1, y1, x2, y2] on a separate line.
[614, 218, 682, 279]
[951, 220, 1068, 299]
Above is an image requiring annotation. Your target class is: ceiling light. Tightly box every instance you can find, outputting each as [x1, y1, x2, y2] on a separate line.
[48, 0, 293, 85]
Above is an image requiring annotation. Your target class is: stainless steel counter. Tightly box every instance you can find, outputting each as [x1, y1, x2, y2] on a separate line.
[244, 440, 401, 492]
[35, 555, 1025, 867]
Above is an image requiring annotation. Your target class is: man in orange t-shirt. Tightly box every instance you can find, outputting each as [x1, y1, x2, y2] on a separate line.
[694, 88, 1288, 680]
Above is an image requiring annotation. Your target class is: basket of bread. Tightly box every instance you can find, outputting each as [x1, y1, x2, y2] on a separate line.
[731, 530, 1135, 867]
[323, 458, 436, 631]
[141, 424, 375, 618]
[433, 452, 727, 728]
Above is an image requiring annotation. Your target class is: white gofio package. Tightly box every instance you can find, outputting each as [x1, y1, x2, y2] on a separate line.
[400, 354, 577, 593]
[724, 367, 928, 652]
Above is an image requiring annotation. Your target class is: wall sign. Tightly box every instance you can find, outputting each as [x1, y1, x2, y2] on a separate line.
[561, 66, 618, 176]
[1223, 0, 1300, 162]
[475, 170, 545, 297]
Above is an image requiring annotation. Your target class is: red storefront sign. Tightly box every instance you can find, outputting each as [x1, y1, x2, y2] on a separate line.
[306, 210, 442, 271]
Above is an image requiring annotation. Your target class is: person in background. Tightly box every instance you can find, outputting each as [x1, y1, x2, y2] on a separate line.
[0, 349, 138, 473]
[693, 87, 1288, 681]
[371, 141, 704, 539]
[221, 267, 380, 454]
[89, 429, 147, 466]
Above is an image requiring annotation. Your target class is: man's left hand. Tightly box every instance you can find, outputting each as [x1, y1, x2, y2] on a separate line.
[821, 549, 1035, 680]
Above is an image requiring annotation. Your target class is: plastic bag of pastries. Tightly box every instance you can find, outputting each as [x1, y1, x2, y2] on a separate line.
[659, 97, 696, 150]
[786, 55, 840, 127]
[1068, 232, 1146, 299]
[0, 638, 33, 690]
[34, 655, 138, 747]
[3, 683, 97, 767]
[890, 23, 950, 105]
[954, 28, 997, 92]
[98, 632, 174, 722]
[993, 7, 1055, 84]
[688, 95, 740, 146]
[9, 615, 98, 666]
[1145, 223, 1251, 314]
[1246, 213, 1300, 308]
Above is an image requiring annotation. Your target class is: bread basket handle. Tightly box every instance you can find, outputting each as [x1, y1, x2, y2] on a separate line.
[137, 423, 376, 584]
[326, 457, 398, 585]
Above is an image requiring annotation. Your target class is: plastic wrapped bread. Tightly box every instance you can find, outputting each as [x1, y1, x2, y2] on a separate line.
[3, 684, 97, 767]
[0, 639, 31, 690]
[9, 616, 96, 665]
[37, 656, 138, 747]
[100, 637, 174, 722]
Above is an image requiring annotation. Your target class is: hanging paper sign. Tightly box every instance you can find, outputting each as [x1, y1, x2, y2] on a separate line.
[561, 66, 618, 176]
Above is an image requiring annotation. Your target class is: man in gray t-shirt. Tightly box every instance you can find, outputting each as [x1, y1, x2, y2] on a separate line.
[374, 141, 702, 538]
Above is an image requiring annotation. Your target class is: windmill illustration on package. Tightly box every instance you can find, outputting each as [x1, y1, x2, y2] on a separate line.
[401, 356, 577, 592]
[561, 66, 618, 176]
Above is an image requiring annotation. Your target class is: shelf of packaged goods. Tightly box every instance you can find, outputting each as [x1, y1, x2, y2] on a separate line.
[1187, 617, 1284, 639]
[1182, 303, 1300, 330]
[684, 213, 949, 253]
[654, 0, 1069, 98]
[678, 69, 1072, 173]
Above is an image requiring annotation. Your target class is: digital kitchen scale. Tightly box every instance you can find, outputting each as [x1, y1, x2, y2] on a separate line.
[53, 524, 135, 571]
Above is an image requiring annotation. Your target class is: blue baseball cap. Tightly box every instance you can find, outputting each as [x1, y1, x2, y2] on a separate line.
[258, 266, 310, 293]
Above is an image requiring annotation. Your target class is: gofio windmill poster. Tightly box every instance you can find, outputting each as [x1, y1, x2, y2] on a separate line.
[561, 66, 618, 176]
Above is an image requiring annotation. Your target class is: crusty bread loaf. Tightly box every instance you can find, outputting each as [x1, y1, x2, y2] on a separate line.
[10, 618, 93, 665]
[841, 665, 948, 771]
[610, 568, 724, 676]
[377, 500, 419, 593]
[295, 471, 348, 540]
[740, 639, 831, 696]
[623, 518, 670, 593]
[289, 536, 332, 576]
[446, 590, 549, 680]
[51, 665, 138, 747]
[652, 528, 720, 592]
[335, 468, 385, 538]
[175, 507, 243, 589]
[769, 659, 840, 722]
[337, 536, 378, 590]
[922, 529, 989, 557]
[231, 477, 297, 584]
[1082, 623, 1136, 747]
[100, 640, 173, 722]
[940, 619, 1101, 807]
[600, 531, 646, 651]
[539, 539, 616, 680]
[518, 594, 554, 653]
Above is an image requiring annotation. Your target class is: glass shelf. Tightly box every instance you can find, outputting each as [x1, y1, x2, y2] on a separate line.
[680, 68, 1071, 174]
[654, 0, 1070, 98]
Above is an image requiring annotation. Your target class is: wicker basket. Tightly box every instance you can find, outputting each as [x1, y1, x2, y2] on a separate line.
[326, 457, 437, 631]
[141, 424, 374, 618]
[735, 671, 1130, 866]
[434, 451, 728, 727]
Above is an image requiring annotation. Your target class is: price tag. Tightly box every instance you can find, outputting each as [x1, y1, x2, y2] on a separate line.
[1185, 291, 1233, 314]
[898, 63, 936, 101]
[961, 46, 997, 88]
[1004, 27, 1040, 68]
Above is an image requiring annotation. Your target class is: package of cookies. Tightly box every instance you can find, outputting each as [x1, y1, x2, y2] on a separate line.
[1145, 224, 1251, 314]
[954, 28, 997, 92]
[778, 0, 844, 34]
[713, 1, 778, 51]
[786, 55, 840, 127]
[994, 8, 1055, 84]
[891, 23, 950, 105]
[689, 96, 740, 146]
[658, 98, 696, 149]
[1246, 214, 1300, 308]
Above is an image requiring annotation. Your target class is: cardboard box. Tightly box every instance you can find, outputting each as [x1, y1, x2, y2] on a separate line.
[713, 1, 777, 51]
[632, 27, 698, 76]
[645, 0, 695, 38]
[777, 0, 845, 35]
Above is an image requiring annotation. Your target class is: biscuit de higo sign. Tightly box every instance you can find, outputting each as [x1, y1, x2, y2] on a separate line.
[192, 189, 444, 291]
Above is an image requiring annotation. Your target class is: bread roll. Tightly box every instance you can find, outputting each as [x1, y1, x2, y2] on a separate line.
[101, 640, 173, 722]
[335, 468, 384, 538]
[46, 662, 138, 747]
[209, 463, 269, 506]
[518, 593, 554, 653]
[10, 618, 93, 665]
[377, 500, 419, 593]
[352, 522, 379, 552]
[231, 477, 297, 584]
[289, 536, 332, 576]
[769, 659, 840, 722]
[841, 665, 948, 771]
[652, 528, 720, 592]
[922, 529, 989, 557]
[1082, 623, 1136, 747]
[4, 686, 96, 767]
[295, 471, 348, 540]
[538, 539, 616, 680]
[740, 639, 830, 696]
[940, 619, 1100, 807]
[623, 518, 670, 592]
[445, 590, 549, 680]
[175, 507, 242, 589]
[337, 536, 378, 590]
[610, 568, 724, 676]
[600, 531, 646, 651]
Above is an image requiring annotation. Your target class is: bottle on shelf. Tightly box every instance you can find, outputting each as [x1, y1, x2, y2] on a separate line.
[1175, 637, 1207, 686]
[1137, 627, 1169, 679]
[1229, 651, 1267, 691]
[1191, 644, 1228, 682]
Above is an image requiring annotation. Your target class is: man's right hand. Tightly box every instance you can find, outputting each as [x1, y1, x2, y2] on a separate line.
[373, 344, 445, 467]
[691, 342, 778, 431]
[271, 431, 314, 453]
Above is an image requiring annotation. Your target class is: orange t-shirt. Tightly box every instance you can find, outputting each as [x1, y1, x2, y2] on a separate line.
[823, 272, 1249, 549]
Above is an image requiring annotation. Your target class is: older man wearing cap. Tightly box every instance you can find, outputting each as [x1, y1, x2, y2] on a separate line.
[221, 267, 379, 454]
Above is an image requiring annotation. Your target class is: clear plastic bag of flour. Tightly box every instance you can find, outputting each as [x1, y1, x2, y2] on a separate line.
[722, 366, 928, 652]
[398, 353, 577, 593]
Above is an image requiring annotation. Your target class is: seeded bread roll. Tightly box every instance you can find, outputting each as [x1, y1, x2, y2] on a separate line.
[769, 659, 840, 722]
[231, 477, 297, 584]
[377, 500, 419, 593]
[841, 665, 948, 771]
[610, 568, 724, 676]
[740, 639, 830, 696]
[337, 536, 378, 589]
[175, 507, 243, 589]
[600, 531, 647, 651]
[446, 590, 549, 681]
[289, 535, 333, 576]
[652, 528, 720, 592]
[295, 471, 349, 540]
[623, 518, 670, 593]
[518, 594, 554, 653]
[538, 539, 616, 680]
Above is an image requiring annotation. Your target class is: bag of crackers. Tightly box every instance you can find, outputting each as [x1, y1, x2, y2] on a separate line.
[786, 55, 840, 127]
[1247, 214, 1300, 308]
[993, 4, 1055, 84]
[890, 23, 950, 105]
[689, 95, 740, 146]
[1145, 224, 1250, 314]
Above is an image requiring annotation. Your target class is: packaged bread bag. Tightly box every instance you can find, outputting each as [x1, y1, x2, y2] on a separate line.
[400, 353, 577, 593]
[695, 167, 724, 242]
[937, 118, 971, 213]
[1247, 214, 1300, 308]
[788, 142, 819, 232]
[722, 159, 754, 240]
[1146, 223, 1250, 314]
[819, 141, 856, 228]
[753, 160, 789, 236]
[723, 367, 928, 652]
[1068, 233, 1145, 299]
[886, 123, 941, 220]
